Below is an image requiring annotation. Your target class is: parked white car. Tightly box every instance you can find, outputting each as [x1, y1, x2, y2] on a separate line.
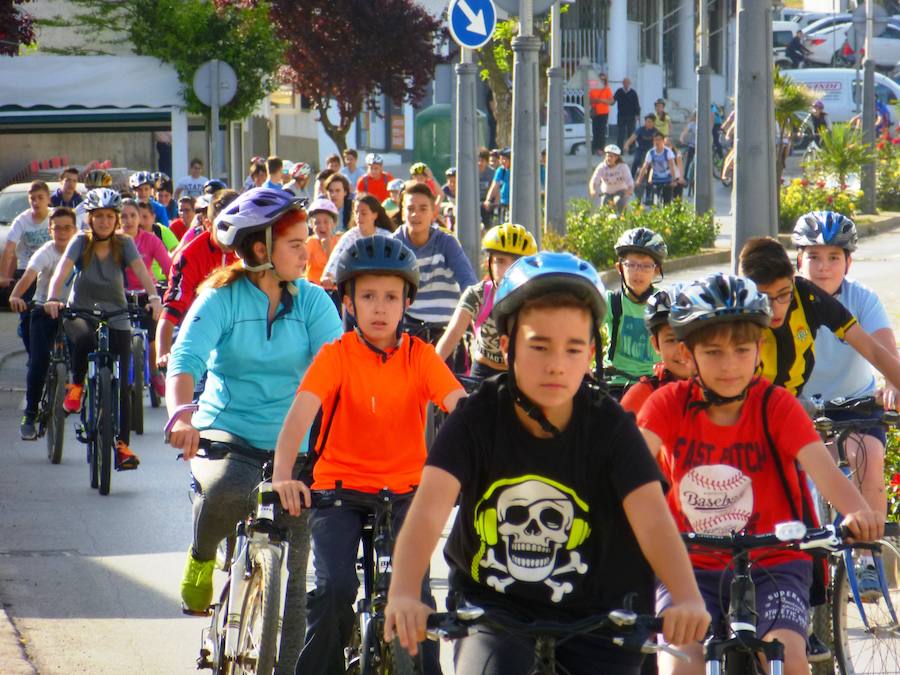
[786, 68, 900, 123]
[805, 21, 900, 69]
[540, 103, 588, 155]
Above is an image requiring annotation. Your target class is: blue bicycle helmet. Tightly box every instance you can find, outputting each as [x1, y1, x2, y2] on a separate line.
[203, 178, 228, 195]
[791, 210, 858, 252]
[668, 274, 772, 340]
[335, 235, 419, 302]
[492, 251, 607, 337]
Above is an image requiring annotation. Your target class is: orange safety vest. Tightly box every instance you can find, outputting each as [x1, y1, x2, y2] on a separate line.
[589, 86, 612, 116]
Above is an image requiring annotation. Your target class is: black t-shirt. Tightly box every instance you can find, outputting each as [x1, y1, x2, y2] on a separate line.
[427, 375, 664, 621]
[634, 126, 657, 153]
[614, 88, 640, 119]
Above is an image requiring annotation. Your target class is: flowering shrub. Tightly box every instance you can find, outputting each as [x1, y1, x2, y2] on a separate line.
[886, 428, 900, 522]
[544, 199, 718, 270]
[876, 128, 900, 211]
[779, 178, 861, 232]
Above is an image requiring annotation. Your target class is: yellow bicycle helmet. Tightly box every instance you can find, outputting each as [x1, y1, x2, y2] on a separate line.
[84, 169, 113, 188]
[409, 162, 429, 176]
[482, 223, 538, 257]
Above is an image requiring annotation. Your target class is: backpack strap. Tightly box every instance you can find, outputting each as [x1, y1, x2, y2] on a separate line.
[473, 281, 495, 331]
[607, 291, 624, 363]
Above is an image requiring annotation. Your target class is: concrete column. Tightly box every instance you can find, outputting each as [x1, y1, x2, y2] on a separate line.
[677, 0, 695, 90]
[510, 33, 543, 240]
[455, 48, 481, 272]
[695, 0, 714, 217]
[861, 0, 876, 214]
[170, 107, 189, 185]
[545, 2, 566, 234]
[607, 0, 628, 86]
[732, 0, 777, 272]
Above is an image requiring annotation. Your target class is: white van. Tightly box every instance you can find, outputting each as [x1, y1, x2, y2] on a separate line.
[785, 68, 900, 123]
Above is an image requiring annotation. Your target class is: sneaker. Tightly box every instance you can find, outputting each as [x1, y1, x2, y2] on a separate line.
[20, 414, 37, 441]
[807, 633, 832, 663]
[150, 372, 166, 398]
[855, 560, 882, 603]
[115, 441, 140, 471]
[181, 549, 214, 615]
[63, 383, 83, 414]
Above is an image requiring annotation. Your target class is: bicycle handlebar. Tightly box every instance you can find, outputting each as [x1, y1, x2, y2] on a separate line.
[808, 394, 900, 434]
[424, 605, 689, 661]
[683, 522, 900, 555]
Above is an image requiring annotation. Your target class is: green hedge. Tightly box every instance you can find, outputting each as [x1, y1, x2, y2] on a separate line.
[544, 199, 719, 270]
[887, 427, 900, 522]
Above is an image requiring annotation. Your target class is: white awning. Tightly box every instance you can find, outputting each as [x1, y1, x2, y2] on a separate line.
[0, 55, 184, 109]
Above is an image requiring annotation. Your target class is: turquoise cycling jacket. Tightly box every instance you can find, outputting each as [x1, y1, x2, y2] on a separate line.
[168, 276, 342, 452]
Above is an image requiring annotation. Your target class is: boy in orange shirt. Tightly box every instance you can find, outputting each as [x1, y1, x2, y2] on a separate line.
[272, 235, 465, 674]
[620, 285, 692, 414]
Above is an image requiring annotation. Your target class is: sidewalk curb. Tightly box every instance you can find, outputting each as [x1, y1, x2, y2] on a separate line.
[599, 212, 900, 286]
[0, 348, 25, 369]
[0, 605, 37, 674]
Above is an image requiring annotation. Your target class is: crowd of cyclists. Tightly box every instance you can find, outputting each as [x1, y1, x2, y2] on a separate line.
[2, 143, 899, 674]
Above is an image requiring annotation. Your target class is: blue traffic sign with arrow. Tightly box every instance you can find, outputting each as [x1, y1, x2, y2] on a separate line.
[448, 0, 497, 50]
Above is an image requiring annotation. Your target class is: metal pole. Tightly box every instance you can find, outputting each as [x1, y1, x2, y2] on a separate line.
[694, 0, 714, 216]
[861, 0, 876, 214]
[455, 47, 481, 272]
[545, 2, 566, 234]
[580, 58, 592, 180]
[732, 0, 777, 272]
[210, 60, 220, 183]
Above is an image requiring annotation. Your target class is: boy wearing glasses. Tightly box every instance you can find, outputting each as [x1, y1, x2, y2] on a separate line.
[604, 228, 668, 398]
[739, 236, 900, 399]
[9, 207, 77, 439]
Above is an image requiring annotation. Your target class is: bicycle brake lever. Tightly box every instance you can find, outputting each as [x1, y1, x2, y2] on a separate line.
[653, 643, 691, 662]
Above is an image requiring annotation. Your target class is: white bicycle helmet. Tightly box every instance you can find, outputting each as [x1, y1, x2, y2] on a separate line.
[388, 178, 405, 191]
[82, 188, 122, 212]
[604, 144, 622, 155]
[365, 153, 383, 165]
[129, 171, 154, 189]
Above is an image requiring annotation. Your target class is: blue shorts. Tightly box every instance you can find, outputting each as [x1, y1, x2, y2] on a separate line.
[656, 559, 812, 639]
[824, 407, 887, 447]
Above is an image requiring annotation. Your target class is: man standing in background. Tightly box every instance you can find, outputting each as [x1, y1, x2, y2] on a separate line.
[588, 73, 614, 155]
[614, 77, 641, 151]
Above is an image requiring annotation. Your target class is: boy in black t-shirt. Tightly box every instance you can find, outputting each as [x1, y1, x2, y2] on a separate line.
[385, 252, 709, 675]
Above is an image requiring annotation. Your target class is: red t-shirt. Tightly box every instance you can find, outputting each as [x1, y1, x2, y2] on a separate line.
[356, 172, 394, 203]
[168, 217, 188, 241]
[620, 362, 680, 415]
[637, 378, 820, 569]
[161, 230, 237, 325]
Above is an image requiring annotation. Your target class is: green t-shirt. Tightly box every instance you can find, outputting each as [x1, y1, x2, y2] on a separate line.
[151, 223, 178, 281]
[603, 289, 656, 385]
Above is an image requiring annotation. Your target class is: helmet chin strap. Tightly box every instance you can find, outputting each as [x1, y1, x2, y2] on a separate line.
[687, 346, 759, 410]
[619, 269, 654, 303]
[505, 322, 562, 437]
[241, 227, 299, 295]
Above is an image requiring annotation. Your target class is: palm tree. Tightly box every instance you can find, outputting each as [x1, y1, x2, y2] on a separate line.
[805, 123, 871, 189]
[773, 68, 816, 217]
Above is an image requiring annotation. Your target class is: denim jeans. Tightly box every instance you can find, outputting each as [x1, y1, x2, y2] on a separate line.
[296, 498, 440, 675]
[25, 309, 59, 415]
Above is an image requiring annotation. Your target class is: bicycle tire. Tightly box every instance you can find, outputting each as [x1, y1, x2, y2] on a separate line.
[233, 546, 281, 675]
[211, 579, 231, 675]
[131, 334, 145, 435]
[833, 537, 900, 675]
[811, 603, 836, 675]
[97, 367, 115, 496]
[386, 637, 421, 675]
[46, 362, 66, 464]
[723, 648, 757, 675]
[87, 379, 100, 489]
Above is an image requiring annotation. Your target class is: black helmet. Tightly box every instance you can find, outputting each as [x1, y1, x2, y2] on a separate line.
[203, 179, 228, 195]
[614, 227, 668, 265]
[668, 274, 772, 340]
[644, 285, 683, 333]
[335, 235, 419, 302]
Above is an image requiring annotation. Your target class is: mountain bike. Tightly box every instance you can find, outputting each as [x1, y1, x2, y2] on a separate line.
[29, 304, 69, 465]
[310, 483, 421, 675]
[69, 306, 140, 495]
[193, 430, 291, 675]
[425, 599, 687, 674]
[126, 290, 159, 436]
[683, 521, 899, 675]
[809, 395, 900, 675]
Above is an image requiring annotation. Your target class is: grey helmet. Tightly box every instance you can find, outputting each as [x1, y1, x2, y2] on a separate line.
[791, 210, 858, 252]
[335, 235, 419, 302]
[82, 188, 122, 213]
[129, 171, 155, 190]
[668, 274, 772, 340]
[644, 284, 683, 333]
[614, 227, 668, 265]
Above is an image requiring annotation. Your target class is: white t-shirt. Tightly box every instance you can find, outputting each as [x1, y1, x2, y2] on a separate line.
[174, 175, 209, 199]
[8, 209, 51, 269]
[804, 278, 891, 402]
[25, 240, 72, 303]
[340, 166, 365, 194]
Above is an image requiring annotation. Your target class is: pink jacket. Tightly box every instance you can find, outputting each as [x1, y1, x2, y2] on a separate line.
[126, 228, 171, 290]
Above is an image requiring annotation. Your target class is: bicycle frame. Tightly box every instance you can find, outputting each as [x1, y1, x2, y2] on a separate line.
[77, 314, 121, 448]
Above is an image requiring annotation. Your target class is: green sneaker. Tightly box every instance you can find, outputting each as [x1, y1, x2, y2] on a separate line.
[181, 549, 214, 616]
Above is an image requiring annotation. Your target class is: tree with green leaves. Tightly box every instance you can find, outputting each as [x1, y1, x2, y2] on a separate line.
[0, 0, 36, 56]
[35, 0, 283, 121]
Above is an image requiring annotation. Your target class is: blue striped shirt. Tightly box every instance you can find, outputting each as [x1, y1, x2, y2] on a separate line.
[393, 225, 477, 324]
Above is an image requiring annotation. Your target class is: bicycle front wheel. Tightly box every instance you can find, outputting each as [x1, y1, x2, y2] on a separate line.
[130, 334, 145, 435]
[833, 538, 900, 674]
[386, 637, 421, 675]
[46, 362, 66, 464]
[234, 546, 281, 675]
[96, 367, 115, 496]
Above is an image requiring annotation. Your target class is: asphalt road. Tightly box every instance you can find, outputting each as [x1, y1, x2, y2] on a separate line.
[0, 226, 898, 674]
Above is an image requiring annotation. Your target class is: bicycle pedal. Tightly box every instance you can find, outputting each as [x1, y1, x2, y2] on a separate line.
[196, 650, 213, 670]
[182, 603, 212, 617]
[75, 426, 88, 444]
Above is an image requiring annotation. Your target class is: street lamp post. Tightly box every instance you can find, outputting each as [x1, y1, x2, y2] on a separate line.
[455, 47, 481, 271]
[509, 0, 542, 242]
[694, 0, 714, 217]
[732, 0, 777, 272]
[861, 0, 877, 214]
[544, 1, 566, 234]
